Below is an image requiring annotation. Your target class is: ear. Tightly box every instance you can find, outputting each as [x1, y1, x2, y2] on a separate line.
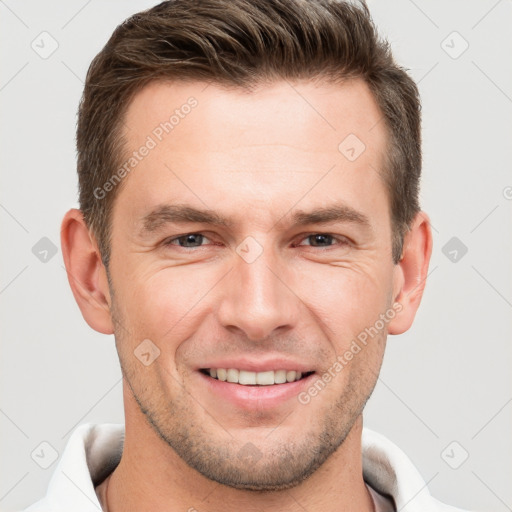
[60, 208, 114, 334]
[387, 211, 433, 335]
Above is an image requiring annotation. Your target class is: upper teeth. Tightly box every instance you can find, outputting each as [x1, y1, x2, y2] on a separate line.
[208, 368, 303, 385]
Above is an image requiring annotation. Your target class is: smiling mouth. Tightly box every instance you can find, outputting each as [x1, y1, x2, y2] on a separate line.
[200, 368, 315, 386]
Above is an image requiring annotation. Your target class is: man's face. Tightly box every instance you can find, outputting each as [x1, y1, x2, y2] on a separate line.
[107, 78, 400, 489]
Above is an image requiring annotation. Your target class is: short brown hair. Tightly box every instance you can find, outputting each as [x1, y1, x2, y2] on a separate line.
[77, 0, 421, 266]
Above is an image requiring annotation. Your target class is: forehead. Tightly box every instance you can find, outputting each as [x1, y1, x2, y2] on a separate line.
[123, 77, 386, 153]
[116, 78, 389, 226]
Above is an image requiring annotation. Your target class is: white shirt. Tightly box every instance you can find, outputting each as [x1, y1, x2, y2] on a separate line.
[23, 423, 469, 512]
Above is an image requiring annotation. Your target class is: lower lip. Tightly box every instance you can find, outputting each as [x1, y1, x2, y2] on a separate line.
[197, 371, 316, 410]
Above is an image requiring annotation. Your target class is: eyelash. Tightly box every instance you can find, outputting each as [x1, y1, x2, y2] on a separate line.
[164, 233, 218, 248]
[163, 232, 351, 249]
[294, 234, 351, 248]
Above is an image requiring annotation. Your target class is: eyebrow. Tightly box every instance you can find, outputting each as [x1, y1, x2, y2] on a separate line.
[290, 205, 370, 228]
[140, 204, 233, 234]
[139, 203, 371, 236]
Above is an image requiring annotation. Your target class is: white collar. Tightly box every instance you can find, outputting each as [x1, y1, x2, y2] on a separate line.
[24, 423, 467, 512]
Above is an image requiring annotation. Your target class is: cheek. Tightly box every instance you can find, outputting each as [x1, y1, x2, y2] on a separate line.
[292, 263, 392, 342]
[115, 265, 218, 343]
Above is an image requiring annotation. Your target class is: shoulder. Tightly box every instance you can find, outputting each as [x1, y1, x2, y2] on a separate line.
[21, 423, 124, 512]
[362, 427, 475, 512]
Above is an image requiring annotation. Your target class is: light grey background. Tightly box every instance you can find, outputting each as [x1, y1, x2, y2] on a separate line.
[1, 1, 511, 511]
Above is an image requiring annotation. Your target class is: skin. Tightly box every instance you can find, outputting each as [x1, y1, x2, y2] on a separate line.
[61, 78, 432, 512]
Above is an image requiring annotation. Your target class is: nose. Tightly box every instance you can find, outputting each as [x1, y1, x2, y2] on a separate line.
[216, 243, 300, 341]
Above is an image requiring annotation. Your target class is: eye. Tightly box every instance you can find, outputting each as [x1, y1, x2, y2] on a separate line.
[297, 233, 349, 248]
[165, 233, 211, 248]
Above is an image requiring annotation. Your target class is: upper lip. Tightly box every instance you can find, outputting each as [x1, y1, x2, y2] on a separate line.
[197, 357, 314, 373]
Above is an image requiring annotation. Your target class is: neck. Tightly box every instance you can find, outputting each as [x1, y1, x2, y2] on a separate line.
[106, 392, 373, 512]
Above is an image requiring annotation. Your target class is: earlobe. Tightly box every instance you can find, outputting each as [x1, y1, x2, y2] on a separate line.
[387, 211, 433, 335]
[60, 208, 114, 335]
